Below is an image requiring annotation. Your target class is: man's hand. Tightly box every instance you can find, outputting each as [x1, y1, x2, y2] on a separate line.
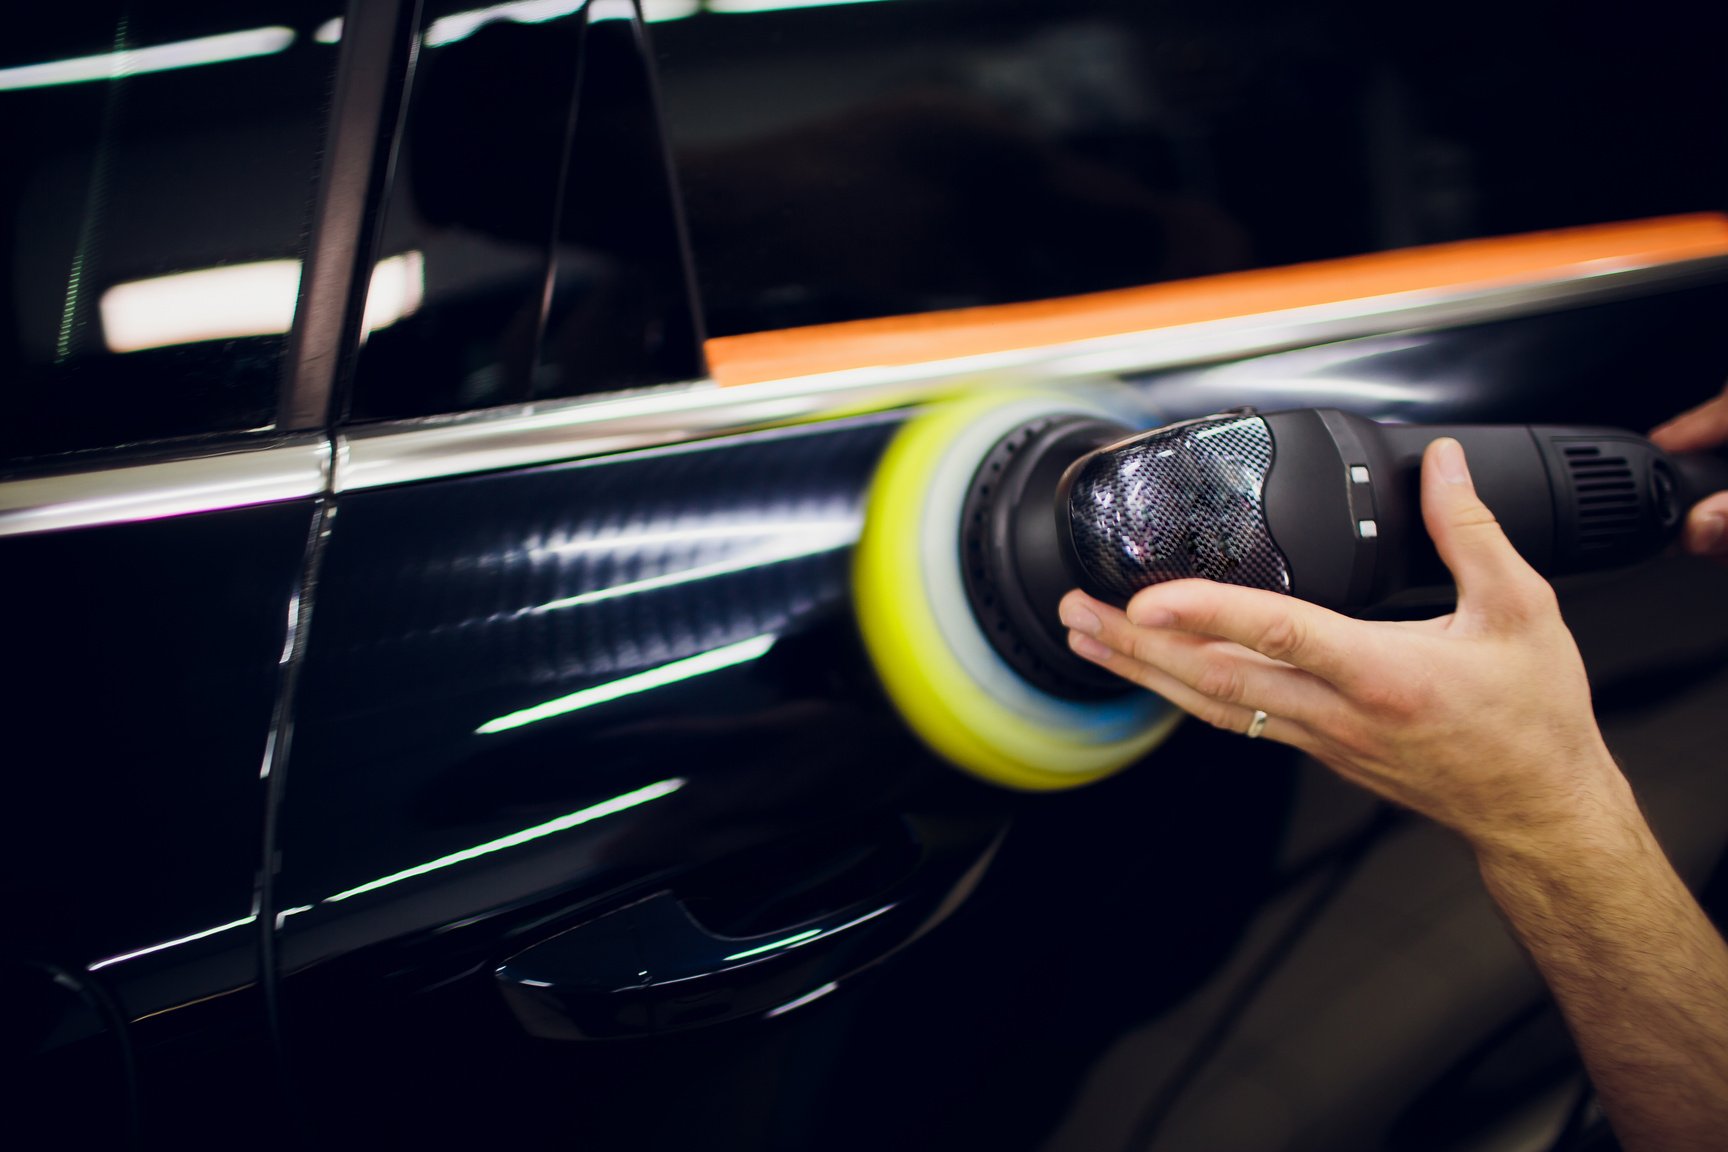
[1057, 437, 1634, 855]
[1060, 435, 1728, 1151]
[1651, 380, 1728, 561]
[1058, 434, 1728, 1149]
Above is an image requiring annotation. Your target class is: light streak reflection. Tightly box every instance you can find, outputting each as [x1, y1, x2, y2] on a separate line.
[323, 778, 686, 903]
[1223, 375, 1443, 404]
[540, 517, 858, 558]
[765, 981, 839, 1018]
[99, 251, 423, 353]
[88, 914, 258, 971]
[720, 903, 893, 964]
[708, 0, 895, 12]
[724, 927, 821, 962]
[476, 634, 776, 735]
[422, 0, 871, 45]
[0, 0, 882, 92]
[423, 0, 585, 46]
[532, 520, 855, 613]
[640, 0, 702, 19]
[0, 27, 296, 91]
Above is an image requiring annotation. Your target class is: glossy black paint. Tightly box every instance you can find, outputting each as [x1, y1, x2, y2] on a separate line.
[248, 397, 1250, 1148]
[497, 812, 1004, 1039]
[0, 505, 307, 980]
[0, 500, 314, 1143]
[4, 958, 134, 1145]
[272, 413, 1054, 1142]
[277, 705, 1297, 1150]
[276, 417, 914, 969]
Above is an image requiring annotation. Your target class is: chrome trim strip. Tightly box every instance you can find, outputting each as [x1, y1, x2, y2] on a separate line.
[4, 252, 1725, 534]
[338, 254, 1728, 492]
[0, 439, 331, 537]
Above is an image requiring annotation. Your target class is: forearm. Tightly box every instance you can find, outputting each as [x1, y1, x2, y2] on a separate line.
[1474, 766, 1728, 1152]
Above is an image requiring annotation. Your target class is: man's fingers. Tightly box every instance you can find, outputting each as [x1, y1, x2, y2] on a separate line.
[1650, 383, 1728, 454]
[1061, 624, 1316, 750]
[1683, 491, 1728, 558]
[1420, 438, 1552, 626]
[1061, 591, 1335, 722]
[1649, 387, 1728, 562]
[1105, 579, 1366, 687]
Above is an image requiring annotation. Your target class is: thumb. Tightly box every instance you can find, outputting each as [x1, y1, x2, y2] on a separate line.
[1420, 437, 1544, 621]
[1682, 491, 1728, 559]
[1649, 383, 1728, 454]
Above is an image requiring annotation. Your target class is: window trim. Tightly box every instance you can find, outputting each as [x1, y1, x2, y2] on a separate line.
[4, 243, 1723, 538]
[332, 248, 1728, 492]
[0, 438, 330, 537]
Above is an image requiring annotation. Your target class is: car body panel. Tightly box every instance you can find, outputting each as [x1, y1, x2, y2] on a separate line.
[0, 500, 315, 1143]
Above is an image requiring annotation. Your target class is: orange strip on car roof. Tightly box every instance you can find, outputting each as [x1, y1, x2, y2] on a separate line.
[704, 213, 1728, 386]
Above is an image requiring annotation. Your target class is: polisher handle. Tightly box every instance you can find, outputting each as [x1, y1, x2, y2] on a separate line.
[1262, 410, 1702, 611]
[1056, 408, 1718, 618]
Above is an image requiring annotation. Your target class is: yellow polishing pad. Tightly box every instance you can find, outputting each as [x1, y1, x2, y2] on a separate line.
[854, 391, 1181, 790]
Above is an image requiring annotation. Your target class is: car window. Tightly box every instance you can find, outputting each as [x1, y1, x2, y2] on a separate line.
[650, 0, 1727, 338]
[347, 0, 702, 423]
[0, 2, 343, 466]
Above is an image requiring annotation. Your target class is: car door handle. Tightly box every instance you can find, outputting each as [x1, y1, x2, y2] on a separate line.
[495, 814, 1006, 1039]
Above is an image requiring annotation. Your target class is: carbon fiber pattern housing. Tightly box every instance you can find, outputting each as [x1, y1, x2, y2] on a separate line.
[1063, 414, 1292, 603]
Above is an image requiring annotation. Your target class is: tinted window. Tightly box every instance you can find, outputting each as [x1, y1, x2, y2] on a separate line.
[651, 0, 1728, 336]
[0, 3, 342, 465]
[348, 0, 701, 422]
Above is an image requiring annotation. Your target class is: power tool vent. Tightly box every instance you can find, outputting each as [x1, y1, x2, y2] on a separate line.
[1563, 443, 1639, 550]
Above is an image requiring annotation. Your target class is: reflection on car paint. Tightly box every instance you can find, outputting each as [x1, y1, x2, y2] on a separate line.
[100, 252, 424, 353]
[477, 636, 776, 732]
[86, 914, 260, 973]
[274, 415, 906, 971]
[527, 519, 857, 613]
[0, 26, 299, 91]
[323, 777, 688, 902]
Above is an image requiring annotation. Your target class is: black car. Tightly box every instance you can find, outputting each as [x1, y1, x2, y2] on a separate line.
[6, 2, 1728, 1148]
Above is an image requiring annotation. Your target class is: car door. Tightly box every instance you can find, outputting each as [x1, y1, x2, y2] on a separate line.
[0, 2, 345, 1145]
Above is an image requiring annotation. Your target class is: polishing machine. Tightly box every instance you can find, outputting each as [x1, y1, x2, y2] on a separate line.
[854, 392, 1728, 791]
